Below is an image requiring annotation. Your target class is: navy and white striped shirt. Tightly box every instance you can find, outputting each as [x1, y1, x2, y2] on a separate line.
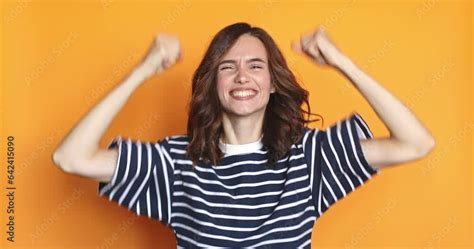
[98, 112, 380, 248]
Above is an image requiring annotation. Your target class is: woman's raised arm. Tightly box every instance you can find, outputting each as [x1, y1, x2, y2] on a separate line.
[292, 27, 435, 170]
[52, 34, 181, 183]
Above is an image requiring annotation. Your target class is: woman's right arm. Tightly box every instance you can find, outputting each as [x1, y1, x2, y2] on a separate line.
[52, 34, 181, 183]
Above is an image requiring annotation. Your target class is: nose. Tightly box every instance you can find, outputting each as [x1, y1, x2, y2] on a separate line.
[235, 68, 250, 84]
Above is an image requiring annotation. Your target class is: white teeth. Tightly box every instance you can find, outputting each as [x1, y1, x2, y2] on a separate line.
[231, 90, 256, 97]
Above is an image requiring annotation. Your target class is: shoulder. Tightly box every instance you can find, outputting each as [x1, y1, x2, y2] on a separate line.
[161, 134, 190, 144]
[157, 134, 190, 159]
[299, 127, 324, 146]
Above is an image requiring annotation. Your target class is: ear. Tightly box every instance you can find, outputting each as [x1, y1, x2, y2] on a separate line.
[270, 84, 276, 93]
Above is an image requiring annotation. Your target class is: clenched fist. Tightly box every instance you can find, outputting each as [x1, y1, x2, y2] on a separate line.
[292, 27, 346, 68]
[139, 33, 182, 79]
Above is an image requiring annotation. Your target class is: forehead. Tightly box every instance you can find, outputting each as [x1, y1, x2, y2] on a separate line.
[221, 34, 268, 61]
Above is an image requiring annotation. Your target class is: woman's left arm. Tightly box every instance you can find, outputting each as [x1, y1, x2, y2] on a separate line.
[292, 27, 436, 170]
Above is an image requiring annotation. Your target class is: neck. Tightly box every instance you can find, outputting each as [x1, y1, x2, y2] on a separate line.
[221, 112, 264, 145]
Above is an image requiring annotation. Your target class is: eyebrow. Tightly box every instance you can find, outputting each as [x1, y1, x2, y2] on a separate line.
[218, 58, 267, 66]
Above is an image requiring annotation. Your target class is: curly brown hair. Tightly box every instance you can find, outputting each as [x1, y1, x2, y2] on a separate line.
[186, 22, 322, 169]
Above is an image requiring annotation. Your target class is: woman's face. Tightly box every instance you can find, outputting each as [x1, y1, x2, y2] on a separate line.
[216, 34, 275, 118]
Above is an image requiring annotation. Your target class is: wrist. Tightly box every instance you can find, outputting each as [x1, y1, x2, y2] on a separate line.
[134, 63, 161, 80]
[333, 54, 355, 73]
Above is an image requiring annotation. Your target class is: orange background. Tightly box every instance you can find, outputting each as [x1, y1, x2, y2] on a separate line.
[0, 0, 472, 248]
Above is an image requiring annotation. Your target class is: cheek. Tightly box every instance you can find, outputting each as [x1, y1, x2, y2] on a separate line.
[258, 74, 272, 92]
[216, 77, 228, 102]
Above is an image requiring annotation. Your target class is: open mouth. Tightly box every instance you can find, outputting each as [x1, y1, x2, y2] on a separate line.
[229, 89, 258, 100]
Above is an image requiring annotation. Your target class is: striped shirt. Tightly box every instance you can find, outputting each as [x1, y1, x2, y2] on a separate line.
[98, 112, 380, 248]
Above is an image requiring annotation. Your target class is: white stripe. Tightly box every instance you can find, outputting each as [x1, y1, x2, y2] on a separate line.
[169, 135, 187, 139]
[355, 123, 368, 140]
[171, 147, 267, 156]
[317, 178, 323, 215]
[174, 182, 310, 210]
[290, 152, 305, 160]
[285, 174, 309, 186]
[175, 180, 310, 204]
[301, 129, 312, 191]
[176, 234, 224, 248]
[175, 191, 278, 209]
[310, 130, 317, 193]
[174, 153, 295, 169]
[175, 180, 284, 199]
[129, 142, 154, 209]
[178, 171, 286, 189]
[190, 163, 302, 180]
[337, 121, 364, 185]
[173, 216, 315, 243]
[152, 166, 162, 221]
[210, 157, 285, 169]
[146, 188, 151, 218]
[193, 160, 306, 180]
[155, 143, 172, 224]
[354, 113, 373, 138]
[99, 136, 124, 195]
[109, 139, 133, 202]
[176, 163, 308, 190]
[329, 124, 356, 190]
[321, 148, 346, 198]
[174, 159, 197, 165]
[299, 238, 311, 248]
[168, 140, 188, 145]
[323, 196, 329, 207]
[118, 141, 143, 206]
[173, 205, 314, 232]
[346, 120, 373, 179]
[173, 198, 310, 220]
[161, 144, 175, 170]
[170, 148, 186, 154]
[249, 225, 313, 248]
[321, 172, 338, 202]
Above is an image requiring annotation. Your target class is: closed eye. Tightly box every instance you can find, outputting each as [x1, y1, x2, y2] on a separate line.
[219, 64, 263, 71]
[220, 66, 233, 71]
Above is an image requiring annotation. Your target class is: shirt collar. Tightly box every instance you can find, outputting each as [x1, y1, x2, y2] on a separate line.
[218, 135, 264, 156]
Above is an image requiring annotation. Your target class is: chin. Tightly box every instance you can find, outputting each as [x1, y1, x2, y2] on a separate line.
[224, 106, 266, 118]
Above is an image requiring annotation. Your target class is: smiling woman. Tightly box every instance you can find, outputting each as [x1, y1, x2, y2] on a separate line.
[187, 24, 320, 168]
[52, 22, 434, 248]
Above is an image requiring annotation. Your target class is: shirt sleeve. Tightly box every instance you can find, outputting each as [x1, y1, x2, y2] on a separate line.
[302, 112, 380, 217]
[97, 136, 175, 227]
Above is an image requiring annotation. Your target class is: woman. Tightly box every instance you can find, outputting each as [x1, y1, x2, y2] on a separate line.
[52, 22, 435, 248]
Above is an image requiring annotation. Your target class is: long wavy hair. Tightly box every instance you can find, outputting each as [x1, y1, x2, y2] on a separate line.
[186, 22, 322, 168]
